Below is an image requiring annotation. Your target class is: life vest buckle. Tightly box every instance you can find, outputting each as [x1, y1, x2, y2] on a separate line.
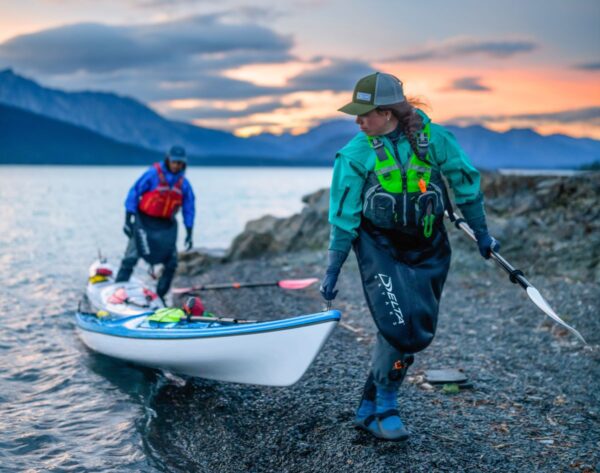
[417, 132, 429, 158]
[371, 138, 384, 149]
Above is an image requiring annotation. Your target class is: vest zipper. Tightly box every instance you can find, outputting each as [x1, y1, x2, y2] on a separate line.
[460, 169, 474, 185]
[390, 139, 409, 227]
[429, 181, 445, 210]
[337, 186, 350, 217]
[402, 171, 407, 226]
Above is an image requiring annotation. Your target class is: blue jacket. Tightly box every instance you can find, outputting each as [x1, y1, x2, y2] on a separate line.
[125, 161, 195, 229]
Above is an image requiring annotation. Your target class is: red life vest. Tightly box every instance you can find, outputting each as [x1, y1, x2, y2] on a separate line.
[138, 163, 184, 219]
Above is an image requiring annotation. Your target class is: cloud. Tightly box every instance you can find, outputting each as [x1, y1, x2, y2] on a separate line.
[135, 0, 214, 7]
[444, 76, 492, 92]
[0, 14, 293, 74]
[232, 6, 286, 22]
[287, 59, 374, 91]
[44, 68, 287, 100]
[447, 107, 600, 127]
[388, 37, 537, 62]
[0, 15, 378, 123]
[573, 61, 600, 71]
[165, 99, 303, 121]
[510, 107, 600, 124]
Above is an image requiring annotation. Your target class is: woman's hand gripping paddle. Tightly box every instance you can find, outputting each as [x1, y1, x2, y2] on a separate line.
[447, 210, 587, 345]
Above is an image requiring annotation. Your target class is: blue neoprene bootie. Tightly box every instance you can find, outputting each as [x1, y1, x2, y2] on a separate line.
[355, 399, 376, 425]
[373, 387, 410, 441]
[354, 373, 378, 432]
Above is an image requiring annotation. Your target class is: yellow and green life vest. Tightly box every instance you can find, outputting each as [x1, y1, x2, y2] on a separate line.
[147, 307, 186, 323]
[362, 124, 446, 238]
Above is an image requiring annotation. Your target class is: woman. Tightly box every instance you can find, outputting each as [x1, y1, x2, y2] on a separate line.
[320, 72, 499, 441]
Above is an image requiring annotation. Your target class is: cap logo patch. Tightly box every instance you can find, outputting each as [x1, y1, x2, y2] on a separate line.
[356, 92, 372, 101]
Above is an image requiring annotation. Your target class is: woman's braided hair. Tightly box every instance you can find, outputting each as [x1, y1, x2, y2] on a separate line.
[379, 99, 426, 156]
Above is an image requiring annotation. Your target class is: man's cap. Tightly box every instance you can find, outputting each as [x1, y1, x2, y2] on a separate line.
[167, 145, 187, 162]
[338, 72, 405, 116]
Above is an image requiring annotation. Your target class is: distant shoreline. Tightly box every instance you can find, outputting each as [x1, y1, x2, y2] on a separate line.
[0, 161, 331, 168]
[498, 168, 591, 176]
[1, 163, 597, 174]
[0, 158, 597, 171]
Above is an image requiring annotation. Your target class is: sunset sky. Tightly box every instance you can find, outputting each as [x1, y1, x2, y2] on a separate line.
[0, 0, 598, 138]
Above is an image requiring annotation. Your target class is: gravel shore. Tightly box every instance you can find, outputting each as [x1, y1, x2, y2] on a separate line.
[149, 241, 600, 473]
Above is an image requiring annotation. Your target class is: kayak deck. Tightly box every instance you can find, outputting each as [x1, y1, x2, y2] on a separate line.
[76, 310, 341, 386]
[76, 311, 339, 339]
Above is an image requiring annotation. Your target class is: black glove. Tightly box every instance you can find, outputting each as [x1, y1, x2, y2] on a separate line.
[475, 231, 500, 259]
[185, 227, 193, 251]
[467, 215, 500, 259]
[320, 250, 349, 301]
[123, 212, 135, 238]
[458, 195, 500, 259]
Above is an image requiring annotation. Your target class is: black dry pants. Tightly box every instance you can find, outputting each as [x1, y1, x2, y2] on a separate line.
[353, 222, 451, 391]
[116, 213, 179, 298]
[115, 236, 178, 298]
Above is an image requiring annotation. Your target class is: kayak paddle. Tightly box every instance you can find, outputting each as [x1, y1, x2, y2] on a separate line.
[172, 278, 319, 295]
[447, 210, 587, 344]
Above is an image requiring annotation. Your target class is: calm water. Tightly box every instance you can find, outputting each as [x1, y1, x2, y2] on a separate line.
[0, 165, 331, 472]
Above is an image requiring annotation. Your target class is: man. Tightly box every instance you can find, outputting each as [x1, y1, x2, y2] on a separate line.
[115, 145, 195, 302]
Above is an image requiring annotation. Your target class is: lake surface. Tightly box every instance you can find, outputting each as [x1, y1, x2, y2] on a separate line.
[0, 165, 331, 472]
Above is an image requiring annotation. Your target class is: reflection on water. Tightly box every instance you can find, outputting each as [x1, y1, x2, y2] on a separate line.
[0, 165, 331, 472]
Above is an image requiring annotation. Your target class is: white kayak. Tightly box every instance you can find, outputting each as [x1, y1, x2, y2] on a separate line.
[78, 261, 340, 386]
[84, 260, 164, 316]
[76, 311, 340, 386]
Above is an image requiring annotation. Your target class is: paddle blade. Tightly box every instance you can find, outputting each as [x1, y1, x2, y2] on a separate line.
[526, 287, 587, 344]
[278, 278, 319, 290]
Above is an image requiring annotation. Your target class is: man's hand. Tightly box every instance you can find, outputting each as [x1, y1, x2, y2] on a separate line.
[123, 212, 135, 238]
[185, 227, 193, 251]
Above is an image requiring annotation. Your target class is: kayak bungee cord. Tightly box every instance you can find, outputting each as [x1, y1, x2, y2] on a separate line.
[447, 211, 587, 344]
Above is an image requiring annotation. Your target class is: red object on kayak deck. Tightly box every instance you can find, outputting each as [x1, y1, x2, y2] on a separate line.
[143, 288, 158, 300]
[96, 267, 113, 276]
[108, 288, 128, 304]
[182, 296, 205, 316]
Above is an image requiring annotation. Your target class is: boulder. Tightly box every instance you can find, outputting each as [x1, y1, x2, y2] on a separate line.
[225, 188, 330, 261]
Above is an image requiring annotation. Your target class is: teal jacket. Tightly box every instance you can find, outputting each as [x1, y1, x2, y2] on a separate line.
[328, 110, 484, 253]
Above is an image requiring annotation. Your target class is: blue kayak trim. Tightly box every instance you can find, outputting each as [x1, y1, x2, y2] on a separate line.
[76, 310, 341, 340]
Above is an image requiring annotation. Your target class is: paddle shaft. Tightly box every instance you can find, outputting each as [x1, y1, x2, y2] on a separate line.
[448, 211, 530, 290]
[190, 281, 279, 291]
[173, 277, 319, 294]
[447, 210, 587, 344]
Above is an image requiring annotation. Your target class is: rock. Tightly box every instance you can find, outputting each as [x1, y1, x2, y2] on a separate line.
[177, 248, 224, 276]
[224, 188, 330, 261]
[226, 219, 277, 260]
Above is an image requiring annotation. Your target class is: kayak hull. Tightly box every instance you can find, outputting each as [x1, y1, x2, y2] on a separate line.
[76, 311, 340, 386]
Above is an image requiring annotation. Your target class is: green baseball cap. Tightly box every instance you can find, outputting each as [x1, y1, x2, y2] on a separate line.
[338, 72, 406, 115]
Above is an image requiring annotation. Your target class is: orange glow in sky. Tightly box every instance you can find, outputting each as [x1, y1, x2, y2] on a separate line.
[156, 62, 600, 138]
[2, 4, 599, 139]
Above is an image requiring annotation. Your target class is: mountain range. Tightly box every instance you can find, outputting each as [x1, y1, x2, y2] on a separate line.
[0, 68, 598, 168]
